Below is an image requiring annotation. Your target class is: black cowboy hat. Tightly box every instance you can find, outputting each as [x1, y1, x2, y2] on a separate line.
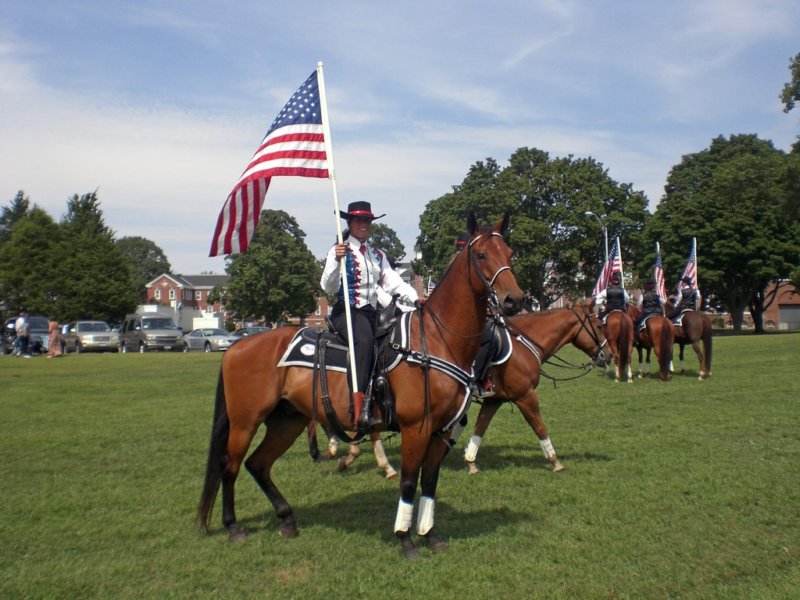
[339, 201, 385, 221]
[681, 275, 692, 284]
[610, 271, 622, 283]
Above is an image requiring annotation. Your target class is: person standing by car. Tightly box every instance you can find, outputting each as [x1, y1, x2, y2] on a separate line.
[16, 312, 30, 357]
[47, 317, 62, 358]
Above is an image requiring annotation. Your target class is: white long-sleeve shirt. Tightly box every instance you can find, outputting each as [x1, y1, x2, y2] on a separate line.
[320, 238, 418, 309]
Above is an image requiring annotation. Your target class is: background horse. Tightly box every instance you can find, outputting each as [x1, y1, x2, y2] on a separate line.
[307, 423, 398, 479]
[603, 310, 634, 383]
[667, 304, 713, 380]
[628, 306, 675, 382]
[459, 300, 608, 475]
[196, 214, 524, 558]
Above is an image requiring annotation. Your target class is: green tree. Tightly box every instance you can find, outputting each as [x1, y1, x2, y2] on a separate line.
[115, 236, 171, 300]
[225, 209, 321, 323]
[368, 223, 406, 267]
[56, 192, 138, 321]
[781, 52, 800, 153]
[0, 206, 62, 316]
[0, 191, 33, 244]
[645, 135, 800, 333]
[416, 148, 649, 308]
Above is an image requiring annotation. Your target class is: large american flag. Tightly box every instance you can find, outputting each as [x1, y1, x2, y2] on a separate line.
[209, 70, 329, 256]
[654, 246, 667, 300]
[592, 237, 624, 296]
[675, 237, 697, 292]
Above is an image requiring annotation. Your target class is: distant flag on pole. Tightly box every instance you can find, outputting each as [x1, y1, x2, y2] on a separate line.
[592, 237, 624, 296]
[675, 237, 698, 293]
[654, 242, 667, 300]
[209, 70, 329, 257]
[427, 276, 437, 295]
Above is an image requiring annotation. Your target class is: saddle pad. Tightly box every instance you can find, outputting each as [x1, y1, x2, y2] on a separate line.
[490, 325, 513, 367]
[277, 328, 348, 373]
[638, 314, 658, 332]
[671, 310, 691, 327]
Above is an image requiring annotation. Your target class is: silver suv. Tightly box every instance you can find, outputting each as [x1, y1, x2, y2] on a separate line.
[119, 314, 186, 353]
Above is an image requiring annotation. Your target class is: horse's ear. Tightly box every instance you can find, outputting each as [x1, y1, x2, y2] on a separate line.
[467, 211, 478, 235]
[496, 209, 511, 235]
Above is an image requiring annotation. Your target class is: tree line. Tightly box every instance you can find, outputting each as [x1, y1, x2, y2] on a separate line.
[4, 55, 798, 331]
[0, 191, 170, 324]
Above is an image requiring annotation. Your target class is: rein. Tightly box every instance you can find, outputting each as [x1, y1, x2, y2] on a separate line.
[504, 305, 603, 383]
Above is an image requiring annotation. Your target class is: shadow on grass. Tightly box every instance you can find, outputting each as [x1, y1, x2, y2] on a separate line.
[224, 486, 529, 545]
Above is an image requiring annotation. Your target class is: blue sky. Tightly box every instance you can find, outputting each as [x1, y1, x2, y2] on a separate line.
[2, 1, 798, 274]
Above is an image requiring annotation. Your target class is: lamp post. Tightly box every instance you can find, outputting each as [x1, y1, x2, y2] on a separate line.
[584, 211, 609, 264]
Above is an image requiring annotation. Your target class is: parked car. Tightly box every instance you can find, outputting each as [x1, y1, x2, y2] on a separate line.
[1, 315, 48, 355]
[232, 326, 271, 338]
[119, 313, 186, 353]
[61, 320, 119, 353]
[183, 328, 239, 352]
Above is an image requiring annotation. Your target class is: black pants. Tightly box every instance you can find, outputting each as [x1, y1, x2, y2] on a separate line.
[331, 303, 376, 394]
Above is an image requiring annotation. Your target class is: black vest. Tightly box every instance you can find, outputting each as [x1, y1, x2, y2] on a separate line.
[606, 285, 626, 311]
[641, 291, 662, 315]
[679, 287, 697, 311]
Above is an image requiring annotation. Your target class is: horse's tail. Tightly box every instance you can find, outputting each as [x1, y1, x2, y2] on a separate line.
[658, 321, 672, 379]
[196, 369, 229, 532]
[702, 316, 713, 376]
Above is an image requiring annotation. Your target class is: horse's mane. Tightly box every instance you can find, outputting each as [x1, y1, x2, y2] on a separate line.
[429, 225, 497, 299]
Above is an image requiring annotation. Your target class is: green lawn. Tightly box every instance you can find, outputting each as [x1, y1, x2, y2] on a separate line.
[1, 333, 798, 599]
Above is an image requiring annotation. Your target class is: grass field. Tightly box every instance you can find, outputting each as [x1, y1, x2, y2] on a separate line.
[1, 333, 799, 599]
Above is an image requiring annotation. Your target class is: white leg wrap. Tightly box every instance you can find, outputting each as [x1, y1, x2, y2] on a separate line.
[449, 420, 466, 447]
[416, 496, 435, 536]
[393, 499, 414, 533]
[464, 435, 482, 462]
[539, 437, 556, 459]
[373, 440, 388, 469]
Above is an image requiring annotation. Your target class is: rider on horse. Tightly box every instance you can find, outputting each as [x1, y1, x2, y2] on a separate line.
[634, 281, 665, 331]
[594, 271, 629, 322]
[320, 201, 419, 429]
[668, 276, 702, 319]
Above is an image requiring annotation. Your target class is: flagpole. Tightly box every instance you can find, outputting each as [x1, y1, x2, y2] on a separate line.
[616, 237, 624, 289]
[317, 61, 359, 395]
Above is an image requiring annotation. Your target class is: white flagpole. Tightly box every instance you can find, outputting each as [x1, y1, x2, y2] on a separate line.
[616, 237, 625, 289]
[692, 236, 697, 283]
[317, 62, 359, 394]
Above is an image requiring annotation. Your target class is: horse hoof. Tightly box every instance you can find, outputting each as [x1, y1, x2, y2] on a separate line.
[337, 457, 349, 472]
[552, 460, 565, 473]
[398, 533, 419, 559]
[385, 469, 399, 480]
[228, 525, 247, 544]
[423, 533, 448, 553]
[278, 521, 299, 538]
[466, 461, 480, 476]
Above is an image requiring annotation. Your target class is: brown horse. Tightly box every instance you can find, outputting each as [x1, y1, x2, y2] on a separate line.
[602, 310, 634, 383]
[196, 213, 524, 558]
[668, 305, 713, 380]
[459, 301, 609, 475]
[628, 306, 675, 382]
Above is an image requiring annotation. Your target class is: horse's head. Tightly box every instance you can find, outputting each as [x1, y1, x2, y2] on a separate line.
[465, 211, 524, 317]
[572, 300, 610, 367]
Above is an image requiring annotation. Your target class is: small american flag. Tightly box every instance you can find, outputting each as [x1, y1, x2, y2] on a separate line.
[209, 70, 329, 256]
[592, 237, 623, 296]
[654, 246, 667, 300]
[427, 276, 437, 295]
[675, 237, 697, 293]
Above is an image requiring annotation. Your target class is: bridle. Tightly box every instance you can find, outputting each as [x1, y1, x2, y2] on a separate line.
[424, 231, 515, 338]
[571, 304, 608, 366]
